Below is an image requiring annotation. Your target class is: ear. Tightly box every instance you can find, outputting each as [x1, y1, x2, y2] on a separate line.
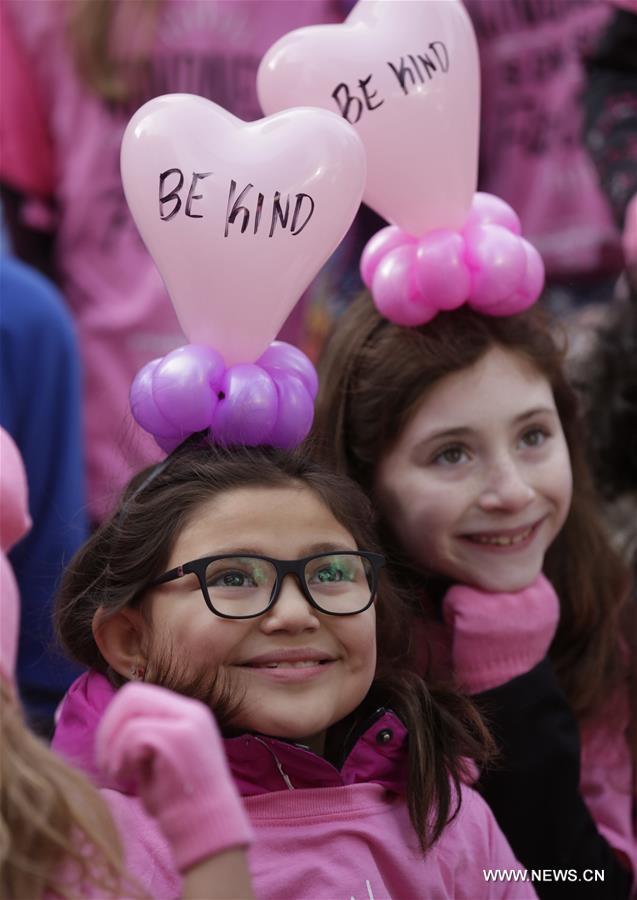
[92, 606, 148, 680]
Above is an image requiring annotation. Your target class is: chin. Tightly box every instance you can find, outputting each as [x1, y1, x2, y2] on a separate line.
[469, 566, 542, 594]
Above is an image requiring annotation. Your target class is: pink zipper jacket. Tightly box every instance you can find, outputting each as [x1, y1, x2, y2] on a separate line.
[53, 671, 538, 899]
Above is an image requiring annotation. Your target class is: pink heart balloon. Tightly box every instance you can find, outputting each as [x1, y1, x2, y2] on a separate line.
[258, 0, 480, 237]
[121, 94, 366, 365]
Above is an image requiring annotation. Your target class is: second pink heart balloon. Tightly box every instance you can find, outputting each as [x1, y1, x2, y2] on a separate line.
[258, 0, 480, 238]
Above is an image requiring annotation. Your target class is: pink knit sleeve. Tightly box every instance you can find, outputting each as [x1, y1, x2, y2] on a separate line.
[580, 687, 637, 893]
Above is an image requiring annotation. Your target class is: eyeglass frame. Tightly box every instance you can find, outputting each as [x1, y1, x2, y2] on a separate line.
[146, 550, 386, 620]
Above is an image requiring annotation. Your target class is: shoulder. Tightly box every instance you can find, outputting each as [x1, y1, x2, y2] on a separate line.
[0, 258, 75, 343]
[435, 784, 526, 870]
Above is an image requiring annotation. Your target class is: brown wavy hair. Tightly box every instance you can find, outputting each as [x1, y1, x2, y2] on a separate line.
[0, 681, 135, 898]
[315, 294, 634, 722]
[55, 439, 494, 851]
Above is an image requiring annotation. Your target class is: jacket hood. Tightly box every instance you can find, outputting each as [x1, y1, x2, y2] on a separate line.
[53, 671, 409, 796]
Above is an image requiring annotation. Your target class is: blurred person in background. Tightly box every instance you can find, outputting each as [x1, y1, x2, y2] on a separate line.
[463, 0, 624, 314]
[0, 253, 87, 736]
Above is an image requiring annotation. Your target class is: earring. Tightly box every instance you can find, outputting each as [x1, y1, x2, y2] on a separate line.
[129, 664, 145, 681]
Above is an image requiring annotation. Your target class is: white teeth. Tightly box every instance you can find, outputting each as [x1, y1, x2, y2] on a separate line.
[472, 527, 533, 547]
[256, 660, 323, 669]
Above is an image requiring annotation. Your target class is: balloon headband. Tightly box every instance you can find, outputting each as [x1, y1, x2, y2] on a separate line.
[130, 340, 319, 453]
[360, 192, 544, 327]
[121, 94, 365, 452]
[257, 1, 544, 327]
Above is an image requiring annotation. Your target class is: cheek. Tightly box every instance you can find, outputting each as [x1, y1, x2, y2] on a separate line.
[343, 611, 377, 678]
[149, 603, 239, 672]
[549, 449, 573, 529]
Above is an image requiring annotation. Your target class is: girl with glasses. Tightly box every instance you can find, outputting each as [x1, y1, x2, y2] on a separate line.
[0, 426, 253, 899]
[52, 438, 535, 898]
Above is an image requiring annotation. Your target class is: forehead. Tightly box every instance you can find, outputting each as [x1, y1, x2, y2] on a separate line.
[406, 345, 555, 436]
[168, 484, 356, 563]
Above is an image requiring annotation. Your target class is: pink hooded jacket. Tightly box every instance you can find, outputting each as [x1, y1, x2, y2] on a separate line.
[54, 671, 538, 899]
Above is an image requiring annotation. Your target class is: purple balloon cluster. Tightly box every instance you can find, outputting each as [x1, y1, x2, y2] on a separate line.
[130, 341, 318, 453]
[360, 193, 545, 327]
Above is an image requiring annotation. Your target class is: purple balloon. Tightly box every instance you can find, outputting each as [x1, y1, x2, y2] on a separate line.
[267, 370, 315, 449]
[465, 224, 526, 308]
[360, 226, 416, 289]
[154, 433, 183, 454]
[372, 244, 435, 327]
[464, 192, 521, 235]
[258, 341, 319, 400]
[130, 359, 181, 438]
[152, 344, 225, 432]
[414, 230, 471, 312]
[211, 365, 278, 446]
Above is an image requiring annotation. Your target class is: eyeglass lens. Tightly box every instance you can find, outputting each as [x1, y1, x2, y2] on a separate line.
[203, 554, 374, 617]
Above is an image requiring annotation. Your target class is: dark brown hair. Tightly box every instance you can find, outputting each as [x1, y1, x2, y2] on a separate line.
[55, 438, 494, 851]
[315, 295, 633, 722]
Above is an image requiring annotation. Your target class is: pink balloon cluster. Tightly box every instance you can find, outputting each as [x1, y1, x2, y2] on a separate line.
[130, 341, 318, 453]
[360, 193, 545, 327]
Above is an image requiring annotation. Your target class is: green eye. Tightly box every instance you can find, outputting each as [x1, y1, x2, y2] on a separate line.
[209, 570, 255, 588]
[309, 559, 356, 585]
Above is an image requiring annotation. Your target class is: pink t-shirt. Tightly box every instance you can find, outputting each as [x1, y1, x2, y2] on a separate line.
[1, 0, 341, 520]
[463, 0, 621, 278]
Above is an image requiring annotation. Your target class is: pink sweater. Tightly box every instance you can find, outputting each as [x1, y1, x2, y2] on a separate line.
[463, 0, 620, 278]
[53, 672, 538, 899]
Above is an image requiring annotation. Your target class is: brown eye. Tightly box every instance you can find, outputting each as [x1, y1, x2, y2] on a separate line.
[432, 445, 468, 466]
[520, 428, 549, 448]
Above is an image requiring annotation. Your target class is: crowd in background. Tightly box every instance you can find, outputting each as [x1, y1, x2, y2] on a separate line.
[0, 1, 635, 898]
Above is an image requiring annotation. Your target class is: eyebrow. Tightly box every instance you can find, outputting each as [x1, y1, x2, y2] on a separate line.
[412, 406, 558, 448]
[193, 541, 357, 559]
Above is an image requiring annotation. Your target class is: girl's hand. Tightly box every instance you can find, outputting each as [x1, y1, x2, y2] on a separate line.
[95, 682, 252, 873]
[442, 573, 560, 694]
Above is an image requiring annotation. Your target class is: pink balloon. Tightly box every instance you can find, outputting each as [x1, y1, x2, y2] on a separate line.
[464, 192, 521, 235]
[121, 96, 366, 365]
[266, 371, 315, 449]
[414, 231, 471, 311]
[211, 365, 278, 446]
[257, 341, 319, 400]
[0, 428, 30, 554]
[487, 239, 545, 316]
[465, 225, 527, 309]
[152, 345, 224, 431]
[258, 0, 480, 235]
[372, 244, 435, 327]
[360, 226, 415, 289]
[130, 360, 182, 439]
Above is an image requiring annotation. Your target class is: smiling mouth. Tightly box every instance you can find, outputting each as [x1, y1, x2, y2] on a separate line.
[462, 518, 544, 548]
[244, 660, 332, 670]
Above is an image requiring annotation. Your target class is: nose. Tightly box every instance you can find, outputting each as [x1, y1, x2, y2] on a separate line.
[478, 456, 535, 513]
[259, 573, 320, 635]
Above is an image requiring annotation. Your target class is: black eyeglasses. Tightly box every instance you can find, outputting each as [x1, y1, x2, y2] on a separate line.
[148, 551, 385, 619]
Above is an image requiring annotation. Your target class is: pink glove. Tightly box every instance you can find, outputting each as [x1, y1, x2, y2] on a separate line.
[442, 573, 560, 694]
[96, 683, 252, 872]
